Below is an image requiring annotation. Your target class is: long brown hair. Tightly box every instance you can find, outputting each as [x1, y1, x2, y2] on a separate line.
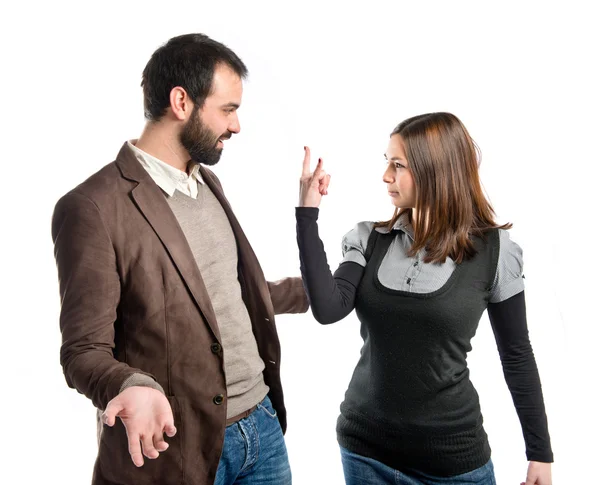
[375, 112, 511, 264]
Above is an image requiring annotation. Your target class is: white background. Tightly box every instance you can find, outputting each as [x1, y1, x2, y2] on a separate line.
[1, 1, 598, 483]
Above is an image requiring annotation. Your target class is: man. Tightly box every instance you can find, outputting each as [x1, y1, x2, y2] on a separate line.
[52, 33, 308, 485]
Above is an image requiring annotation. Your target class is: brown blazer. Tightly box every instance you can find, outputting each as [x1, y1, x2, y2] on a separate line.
[51, 143, 308, 485]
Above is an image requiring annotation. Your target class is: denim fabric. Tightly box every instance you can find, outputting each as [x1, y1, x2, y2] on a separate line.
[214, 395, 291, 485]
[340, 446, 496, 485]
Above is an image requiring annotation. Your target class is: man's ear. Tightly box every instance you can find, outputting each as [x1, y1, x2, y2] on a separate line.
[169, 86, 193, 121]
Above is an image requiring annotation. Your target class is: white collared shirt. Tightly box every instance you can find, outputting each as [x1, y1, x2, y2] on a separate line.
[127, 140, 204, 199]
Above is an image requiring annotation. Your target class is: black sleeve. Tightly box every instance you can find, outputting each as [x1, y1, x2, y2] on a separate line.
[487, 291, 554, 462]
[296, 207, 364, 324]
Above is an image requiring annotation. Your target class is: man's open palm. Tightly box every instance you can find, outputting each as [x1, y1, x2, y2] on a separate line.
[102, 386, 176, 467]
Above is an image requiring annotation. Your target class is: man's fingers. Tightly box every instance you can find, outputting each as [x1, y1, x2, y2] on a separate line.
[102, 400, 124, 427]
[141, 434, 159, 460]
[164, 422, 177, 438]
[127, 432, 144, 467]
[301, 146, 312, 176]
[154, 417, 176, 451]
[153, 430, 169, 453]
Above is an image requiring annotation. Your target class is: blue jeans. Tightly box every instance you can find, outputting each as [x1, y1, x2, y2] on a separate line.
[214, 395, 292, 485]
[340, 447, 496, 485]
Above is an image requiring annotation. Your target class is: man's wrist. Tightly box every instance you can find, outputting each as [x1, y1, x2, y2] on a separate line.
[120, 373, 165, 395]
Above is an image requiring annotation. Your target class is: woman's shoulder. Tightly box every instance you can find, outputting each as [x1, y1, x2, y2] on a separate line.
[341, 221, 376, 256]
[489, 228, 525, 303]
[481, 227, 523, 260]
[497, 228, 523, 261]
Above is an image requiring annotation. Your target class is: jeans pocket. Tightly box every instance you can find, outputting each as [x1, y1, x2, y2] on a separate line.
[257, 396, 278, 419]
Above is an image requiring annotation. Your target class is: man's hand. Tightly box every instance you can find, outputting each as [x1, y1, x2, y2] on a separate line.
[521, 461, 552, 485]
[102, 386, 177, 467]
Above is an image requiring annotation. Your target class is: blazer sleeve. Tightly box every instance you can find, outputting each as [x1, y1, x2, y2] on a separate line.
[267, 277, 309, 314]
[52, 191, 155, 410]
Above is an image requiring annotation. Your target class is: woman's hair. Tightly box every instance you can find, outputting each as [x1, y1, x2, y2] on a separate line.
[375, 112, 511, 264]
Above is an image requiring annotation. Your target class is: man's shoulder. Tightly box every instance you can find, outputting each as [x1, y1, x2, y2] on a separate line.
[57, 160, 129, 209]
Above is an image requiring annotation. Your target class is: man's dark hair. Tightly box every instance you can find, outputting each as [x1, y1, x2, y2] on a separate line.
[141, 33, 248, 121]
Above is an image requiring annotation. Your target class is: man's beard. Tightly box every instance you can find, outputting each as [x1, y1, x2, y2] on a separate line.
[179, 108, 230, 166]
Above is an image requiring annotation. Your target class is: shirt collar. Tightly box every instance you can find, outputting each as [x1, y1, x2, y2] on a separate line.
[127, 140, 204, 198]
[375, 211, 415, 240]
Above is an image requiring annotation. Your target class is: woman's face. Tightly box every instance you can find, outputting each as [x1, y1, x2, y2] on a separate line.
[383, 134, 416, 209]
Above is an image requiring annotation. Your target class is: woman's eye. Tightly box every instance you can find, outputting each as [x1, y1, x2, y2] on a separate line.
[395, 162, 405, 169]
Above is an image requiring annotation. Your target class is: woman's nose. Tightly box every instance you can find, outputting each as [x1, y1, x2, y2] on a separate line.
[383, 165, 394, 183]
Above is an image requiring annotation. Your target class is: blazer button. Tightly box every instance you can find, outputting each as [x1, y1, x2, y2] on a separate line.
[213, 394, 224, 405]
[211, 343, 222, 354]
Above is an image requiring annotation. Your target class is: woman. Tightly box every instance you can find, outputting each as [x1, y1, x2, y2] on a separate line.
[295, 112, 553, 485]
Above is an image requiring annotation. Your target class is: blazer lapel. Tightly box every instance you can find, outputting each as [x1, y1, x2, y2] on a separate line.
[116, 144, 221, 342]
